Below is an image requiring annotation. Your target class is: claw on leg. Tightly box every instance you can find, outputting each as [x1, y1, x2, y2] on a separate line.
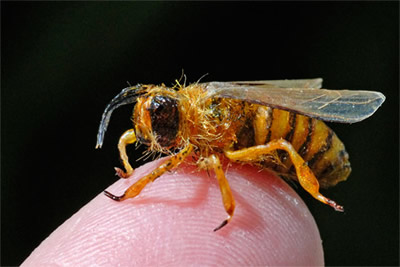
[114, 167, 130, 178]
[316, 194, 344, 212]
[104, 191, 126, 201]
[213, 216, 232, 232]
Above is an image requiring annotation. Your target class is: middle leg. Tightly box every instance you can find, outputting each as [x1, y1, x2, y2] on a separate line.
[198, 155, 235, 231]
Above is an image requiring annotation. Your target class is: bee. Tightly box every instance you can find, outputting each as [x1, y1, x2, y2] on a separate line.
[96, 78, 385, 231]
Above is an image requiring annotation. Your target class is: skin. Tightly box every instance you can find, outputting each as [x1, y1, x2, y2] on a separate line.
[22, 158, 324, 266]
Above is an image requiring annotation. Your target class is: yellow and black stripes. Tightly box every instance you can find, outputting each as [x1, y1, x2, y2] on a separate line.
[314, 136, 351, 188]
[307, 128, 334, 169]
[298, 118, 316, 158]
[236, 107, 351, 187]
[283, 112, 297, 142]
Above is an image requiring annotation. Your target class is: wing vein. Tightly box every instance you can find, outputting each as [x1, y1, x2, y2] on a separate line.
[202, 80, 385, 123]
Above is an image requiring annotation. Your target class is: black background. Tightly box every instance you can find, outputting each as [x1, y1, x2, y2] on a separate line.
[2, 2, 398, 266]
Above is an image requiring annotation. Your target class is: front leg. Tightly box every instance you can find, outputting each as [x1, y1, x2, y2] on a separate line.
[104, 144, 193, 201]
[114, 129, 137, 178]
[225, 138, 344, 212]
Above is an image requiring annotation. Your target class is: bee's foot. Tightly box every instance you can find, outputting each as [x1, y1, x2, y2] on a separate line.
[114, 167, 130, 178]
[104, 191, 126, 201]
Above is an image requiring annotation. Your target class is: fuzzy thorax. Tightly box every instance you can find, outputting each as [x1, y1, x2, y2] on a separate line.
[132, 83, 249, 158]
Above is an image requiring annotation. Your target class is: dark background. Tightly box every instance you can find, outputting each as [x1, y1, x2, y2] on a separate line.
[2, 2, 398, 266]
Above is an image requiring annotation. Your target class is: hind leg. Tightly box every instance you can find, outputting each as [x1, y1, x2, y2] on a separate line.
[225, 138, 343, 212]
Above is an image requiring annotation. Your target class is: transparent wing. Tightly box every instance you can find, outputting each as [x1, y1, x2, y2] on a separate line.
[230, 78, 323, 89]
[204, 81, 385, 123]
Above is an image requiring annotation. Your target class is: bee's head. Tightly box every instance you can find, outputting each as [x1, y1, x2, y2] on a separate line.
[134, 93, 180, 148]
[96, 85, 180, 150]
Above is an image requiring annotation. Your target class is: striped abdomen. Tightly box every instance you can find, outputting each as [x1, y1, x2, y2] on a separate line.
[235, 106, 351, 188]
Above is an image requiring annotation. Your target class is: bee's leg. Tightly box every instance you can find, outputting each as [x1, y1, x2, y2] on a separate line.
[114, 129, 137, 178]
[104, 144, 193, 201]
[225, 138, 344, 212]
[200, 155, 235, 232]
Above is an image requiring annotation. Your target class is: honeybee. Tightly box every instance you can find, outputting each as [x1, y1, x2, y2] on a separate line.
[96, 78, 385, 231]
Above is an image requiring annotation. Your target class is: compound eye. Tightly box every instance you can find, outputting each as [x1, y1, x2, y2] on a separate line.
[148, 95, 179, 147]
